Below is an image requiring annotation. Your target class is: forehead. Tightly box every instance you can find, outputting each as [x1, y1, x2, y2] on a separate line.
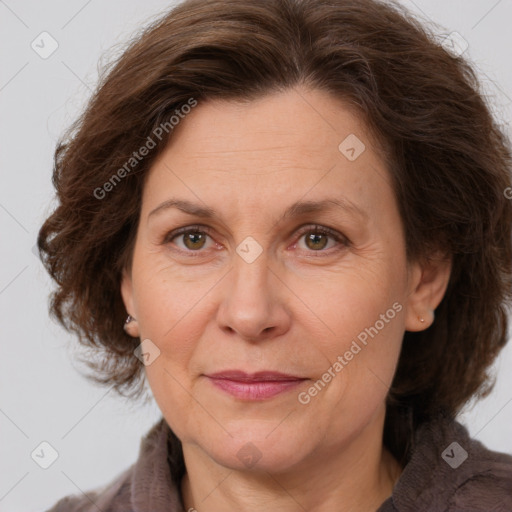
[141, 87, 394, 221]
[161, 88, 371, 162]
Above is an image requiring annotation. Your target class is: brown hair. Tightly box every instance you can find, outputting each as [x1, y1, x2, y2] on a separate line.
[37, 0, 512, 463]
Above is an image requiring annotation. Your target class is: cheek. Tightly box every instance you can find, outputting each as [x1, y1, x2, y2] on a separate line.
[132, 245, 214, 337]
[295, 263, 405, 348]
[293, 258, 406, 410]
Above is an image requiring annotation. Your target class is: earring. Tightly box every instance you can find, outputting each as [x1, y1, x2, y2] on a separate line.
[418, 310, 435, 325]
[124, 315, 136, 331]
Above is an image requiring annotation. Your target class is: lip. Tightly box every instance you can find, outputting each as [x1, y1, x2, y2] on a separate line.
[205, 370, 308, 400]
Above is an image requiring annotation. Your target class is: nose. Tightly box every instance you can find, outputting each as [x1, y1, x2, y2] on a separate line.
[216, 250, 291, 342]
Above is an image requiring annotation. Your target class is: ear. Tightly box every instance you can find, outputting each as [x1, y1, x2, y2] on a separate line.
[405, 251, 452, 332]
[121, 268, 140, 338]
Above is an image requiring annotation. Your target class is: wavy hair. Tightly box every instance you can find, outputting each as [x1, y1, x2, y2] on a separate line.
[37, 0, 512, 463]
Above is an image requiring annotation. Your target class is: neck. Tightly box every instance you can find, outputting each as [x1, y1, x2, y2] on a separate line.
[180, 406, 402, 512]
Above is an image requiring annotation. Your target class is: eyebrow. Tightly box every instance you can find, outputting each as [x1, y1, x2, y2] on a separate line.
[147, 197, 367, 223]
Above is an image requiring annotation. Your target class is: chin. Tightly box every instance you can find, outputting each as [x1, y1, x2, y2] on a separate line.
[202, 420, 315, 474]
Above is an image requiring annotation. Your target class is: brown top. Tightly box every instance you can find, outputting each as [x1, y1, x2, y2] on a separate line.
[46, 415, 512, 512]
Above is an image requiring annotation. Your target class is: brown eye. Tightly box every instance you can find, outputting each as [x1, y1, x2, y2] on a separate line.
[182, 231, 207, 250]
[295, 225, 349, 254]
[164, 226, 215, 253]
[304, 232, 329, 250]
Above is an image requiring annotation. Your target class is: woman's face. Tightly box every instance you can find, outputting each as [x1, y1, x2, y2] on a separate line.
[121, 87, 439, 472]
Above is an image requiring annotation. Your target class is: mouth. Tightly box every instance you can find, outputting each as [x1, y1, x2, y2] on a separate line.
[204, 370, 308, 400]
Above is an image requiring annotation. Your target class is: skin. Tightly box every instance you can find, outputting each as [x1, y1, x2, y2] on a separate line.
[121, 86, 452, 512]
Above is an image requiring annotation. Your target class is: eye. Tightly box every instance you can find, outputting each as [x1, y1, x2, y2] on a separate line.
[294, 225, 349, 253]
[162, 224, 349, 256]
[163, 225, 216, 253]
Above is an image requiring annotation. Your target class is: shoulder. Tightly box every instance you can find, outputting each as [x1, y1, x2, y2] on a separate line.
[384, 415, 512, 512]
[447, 443, 512, 511]
[45, 466, 134, 512]
[44, 418, 180, 512]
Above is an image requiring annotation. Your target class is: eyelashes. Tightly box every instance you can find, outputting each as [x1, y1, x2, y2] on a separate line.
[292, 224, 349, 253]
[162, 224, 350, 257]
[163, 225, 217, 254]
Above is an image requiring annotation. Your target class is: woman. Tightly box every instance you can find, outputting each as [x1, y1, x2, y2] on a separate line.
[38, 0, 512, 510]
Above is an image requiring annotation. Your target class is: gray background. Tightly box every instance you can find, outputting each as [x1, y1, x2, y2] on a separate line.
[1, 1, 511, 511]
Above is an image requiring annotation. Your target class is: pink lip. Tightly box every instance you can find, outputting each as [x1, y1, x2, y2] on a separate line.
[205, 370, 307, 400]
